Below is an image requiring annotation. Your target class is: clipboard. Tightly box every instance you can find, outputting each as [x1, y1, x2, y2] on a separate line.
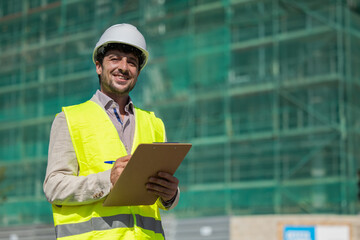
[103, 143, 192, 206]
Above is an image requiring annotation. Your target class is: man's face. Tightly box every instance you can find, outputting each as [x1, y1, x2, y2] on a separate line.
[96, 49, 140, 97]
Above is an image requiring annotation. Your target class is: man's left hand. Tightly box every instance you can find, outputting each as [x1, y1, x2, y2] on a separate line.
[146, 172, 179, 202]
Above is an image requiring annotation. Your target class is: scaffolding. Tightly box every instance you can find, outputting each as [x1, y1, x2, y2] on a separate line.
[0, 0, 360, 226]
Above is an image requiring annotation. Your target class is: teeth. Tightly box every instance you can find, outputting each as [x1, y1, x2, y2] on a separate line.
[115, 75, 127, 80]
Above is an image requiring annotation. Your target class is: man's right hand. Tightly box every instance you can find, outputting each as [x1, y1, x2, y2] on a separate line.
[110, 155, 131, 187]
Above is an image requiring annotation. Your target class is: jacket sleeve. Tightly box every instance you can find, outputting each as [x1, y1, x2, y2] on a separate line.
[43, 112, 112, 205]
[158, 188, 180, 211]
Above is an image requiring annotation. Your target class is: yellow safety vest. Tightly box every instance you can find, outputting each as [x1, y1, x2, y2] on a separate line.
[52, 100, 166, 240]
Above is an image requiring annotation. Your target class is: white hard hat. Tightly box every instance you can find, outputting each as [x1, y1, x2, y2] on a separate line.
[92, 23, 149, 70]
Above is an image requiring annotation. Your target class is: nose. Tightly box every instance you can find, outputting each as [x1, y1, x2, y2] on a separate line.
[118, 57, 129, 73]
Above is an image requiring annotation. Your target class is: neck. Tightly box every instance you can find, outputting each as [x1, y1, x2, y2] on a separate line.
[101, 90, 129, 115]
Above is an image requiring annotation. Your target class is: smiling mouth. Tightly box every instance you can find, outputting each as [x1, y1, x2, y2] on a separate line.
[113, 74, 129, 81]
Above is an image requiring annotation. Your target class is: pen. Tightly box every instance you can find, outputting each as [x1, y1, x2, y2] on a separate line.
[104, 161, 115, 164]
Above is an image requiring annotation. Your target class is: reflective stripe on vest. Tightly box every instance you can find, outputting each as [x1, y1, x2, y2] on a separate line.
[55, 214, 164, 238]
[53, 100, 166, 239]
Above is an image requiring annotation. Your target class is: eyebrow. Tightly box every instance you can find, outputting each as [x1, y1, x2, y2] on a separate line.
[107, 53, 138, 64]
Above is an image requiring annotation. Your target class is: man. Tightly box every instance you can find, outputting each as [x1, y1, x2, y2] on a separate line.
[43, 23, 179, 240]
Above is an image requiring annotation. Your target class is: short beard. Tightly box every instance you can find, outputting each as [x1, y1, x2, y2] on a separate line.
[100, 73, 135, 97]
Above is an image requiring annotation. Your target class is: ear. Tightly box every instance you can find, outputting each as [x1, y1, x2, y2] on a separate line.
[95, 61, 102, 75]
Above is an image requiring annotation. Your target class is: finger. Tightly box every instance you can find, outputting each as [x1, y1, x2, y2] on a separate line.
[117, 155, 131, 162]
[114, 155, 131, 167]
[146, 180, 178, 201]
[146, 183, 175, 198]
[157, 172, 179, 184]
[146, 183, 171, 193]
[148, 177, 177, 190]
[146, 182, 178, 202]
[147, 189, 174, 201]
[112, 162, 126, 170]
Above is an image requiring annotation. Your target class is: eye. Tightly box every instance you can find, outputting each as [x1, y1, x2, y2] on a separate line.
[128, 58, 138, 67]
[128, 61, 136, 66]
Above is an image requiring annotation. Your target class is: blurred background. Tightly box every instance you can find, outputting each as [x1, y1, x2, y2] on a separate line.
[1, 0, 360, 239]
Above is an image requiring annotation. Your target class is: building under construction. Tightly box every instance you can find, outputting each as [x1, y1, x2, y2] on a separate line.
[0, 0, 360, 238]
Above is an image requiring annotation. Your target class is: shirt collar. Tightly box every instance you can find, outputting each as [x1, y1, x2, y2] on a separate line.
[95, 90, 134, 114]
